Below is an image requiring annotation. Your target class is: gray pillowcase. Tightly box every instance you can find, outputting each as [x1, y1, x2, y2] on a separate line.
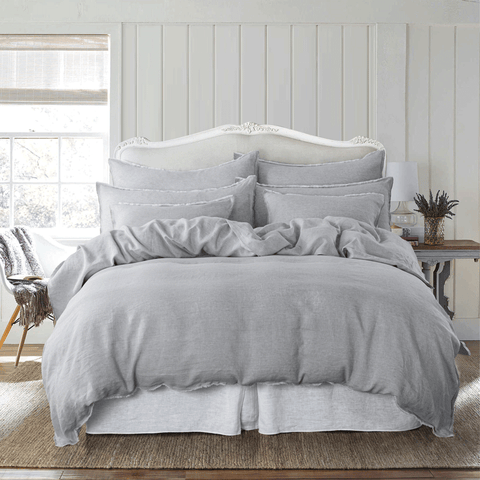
[110, 196, 234, 230]
[255, 177, 393, 229]
[264, 191, 385, 227]
[109, 151, 258, 189]
[234, 150, 384, 185]
[97, 175, 256, 232]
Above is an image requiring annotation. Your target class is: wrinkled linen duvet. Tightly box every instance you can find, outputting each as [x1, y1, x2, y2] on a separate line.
[43, 216, 468, 446]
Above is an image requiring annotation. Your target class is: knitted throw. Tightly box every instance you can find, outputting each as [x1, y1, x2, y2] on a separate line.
[10, 278, 54, 327]
[0, 227, 54, 327]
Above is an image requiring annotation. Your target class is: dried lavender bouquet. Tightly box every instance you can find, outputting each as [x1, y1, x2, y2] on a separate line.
[414, 190, 459, 218]
[414, 190, 459, 244]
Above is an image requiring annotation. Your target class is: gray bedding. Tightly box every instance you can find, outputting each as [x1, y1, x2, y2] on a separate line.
[43, 216, 468, 446]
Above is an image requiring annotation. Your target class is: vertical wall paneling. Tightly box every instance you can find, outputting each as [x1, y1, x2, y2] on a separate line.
[406, 26, 430, 198]
[429, 26, 456, 308]
[317, 25, 343, 140]
[241, 25, 266, 125]
[343, 25, 369, 140]
[266, 25, 291, 128]
[122, 24, 137, 139]
[163, 25, 189, 140]
[215, 25, 240, 125]
[429, 27, 456, 241]
[406, 24, 480, 336]
[454, 26, 480, 319]
[376, 24, 406, 163]
[189, 25, 214, 134]
[137, 25, 163, 141]
[292, 25, 316, 135]
[368, 25, 377, 140]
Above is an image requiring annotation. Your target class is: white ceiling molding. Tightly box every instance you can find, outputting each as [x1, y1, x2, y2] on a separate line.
[0, 0, 478, 25]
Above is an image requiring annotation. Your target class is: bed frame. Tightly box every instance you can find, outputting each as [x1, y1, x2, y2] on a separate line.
[114, 122, 384, 168]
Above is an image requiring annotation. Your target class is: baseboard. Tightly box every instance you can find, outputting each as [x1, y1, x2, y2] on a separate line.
[453, 317, 480, 341]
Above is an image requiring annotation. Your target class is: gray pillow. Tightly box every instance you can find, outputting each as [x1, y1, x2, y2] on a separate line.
[255, 177, 393, 229]
[264, 191, 385, 227]
[234, 150, 384, 185]
[97, 175, 256, 232]
[109, 151, 258, 189]
[110, 196, 234, 230]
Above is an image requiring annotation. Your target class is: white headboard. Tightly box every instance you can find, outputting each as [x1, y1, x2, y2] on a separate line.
[114, 123, 384, 169]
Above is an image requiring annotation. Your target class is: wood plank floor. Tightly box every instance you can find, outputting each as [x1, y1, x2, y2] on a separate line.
[0, 468, 478, 479]
[1, 343, 479, 480]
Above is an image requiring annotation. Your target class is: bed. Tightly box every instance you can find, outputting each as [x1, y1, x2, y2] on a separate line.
[41, 123, 468, 447]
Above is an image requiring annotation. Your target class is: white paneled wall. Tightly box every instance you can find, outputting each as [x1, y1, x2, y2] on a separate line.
[407, 25, 480, 335]
[317, 26, 343, 140]
[215, 25, 240, 126]
[292, 25, 316, 135]
[122, 24, 375, 142]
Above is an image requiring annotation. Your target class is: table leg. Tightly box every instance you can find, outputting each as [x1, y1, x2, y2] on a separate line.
[432, 262, 441, 299]
[421, 262, 431, 283]
[433, 260, 454, 320]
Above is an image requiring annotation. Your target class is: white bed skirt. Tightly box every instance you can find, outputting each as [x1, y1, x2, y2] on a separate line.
[86, 383, 421, 435]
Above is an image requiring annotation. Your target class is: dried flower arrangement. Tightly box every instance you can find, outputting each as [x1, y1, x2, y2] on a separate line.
[413, 190, 459, 218]
[413, 190, 459, 245]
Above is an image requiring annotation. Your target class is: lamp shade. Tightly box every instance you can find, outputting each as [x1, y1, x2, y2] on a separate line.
[386, 162, 419, 202]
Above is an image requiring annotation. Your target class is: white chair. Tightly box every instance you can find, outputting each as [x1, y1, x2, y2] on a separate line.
[0, 232, 75, 366]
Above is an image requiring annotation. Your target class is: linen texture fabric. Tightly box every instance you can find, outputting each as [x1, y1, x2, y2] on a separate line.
[264, 191, 385, 226]
[97, 174, 256, 231]
[44, 216, 467, 446]
[234, 149, 384, 185]
[109, 151, 258, 190]
[254, 177, 393, 229]
[87, 381, 421, 435]
[110, 196, 234, 229]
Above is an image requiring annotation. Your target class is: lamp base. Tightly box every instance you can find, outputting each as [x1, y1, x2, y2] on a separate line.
[391, 201, 417, 237]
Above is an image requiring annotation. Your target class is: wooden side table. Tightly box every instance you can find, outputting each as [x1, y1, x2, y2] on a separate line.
[413, 240, 480, 320]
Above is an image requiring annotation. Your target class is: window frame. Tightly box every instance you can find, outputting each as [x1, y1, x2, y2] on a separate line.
[0, 131, 108, 238]
[0, 23, 121, 243]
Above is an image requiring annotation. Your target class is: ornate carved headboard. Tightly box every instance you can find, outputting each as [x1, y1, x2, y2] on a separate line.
[114, 123, 384, 170]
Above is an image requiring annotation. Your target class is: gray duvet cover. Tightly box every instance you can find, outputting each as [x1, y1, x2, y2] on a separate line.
[43, 217, 468, 446]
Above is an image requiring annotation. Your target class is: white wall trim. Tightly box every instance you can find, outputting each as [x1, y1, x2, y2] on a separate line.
[453, 318, 480, 341]
[0, 1, 477, 25]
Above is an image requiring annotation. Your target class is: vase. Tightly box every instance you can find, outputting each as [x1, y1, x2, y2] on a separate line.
[424, 217, 445, 245]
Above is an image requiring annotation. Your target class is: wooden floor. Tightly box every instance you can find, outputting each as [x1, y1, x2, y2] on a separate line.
[1, 343, 479, 480]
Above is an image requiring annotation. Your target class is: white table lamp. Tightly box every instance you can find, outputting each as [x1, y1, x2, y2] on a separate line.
[386, 161, 419, 236]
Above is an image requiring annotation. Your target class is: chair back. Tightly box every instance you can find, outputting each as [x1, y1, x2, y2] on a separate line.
[31, 232, 75, 277]
[0, 231, 75, 296]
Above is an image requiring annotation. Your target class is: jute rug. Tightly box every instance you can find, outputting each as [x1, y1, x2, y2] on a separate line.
[0, 350, 478, 470]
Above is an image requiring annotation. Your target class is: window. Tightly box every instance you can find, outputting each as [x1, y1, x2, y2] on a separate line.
[0, 34, 109, 237]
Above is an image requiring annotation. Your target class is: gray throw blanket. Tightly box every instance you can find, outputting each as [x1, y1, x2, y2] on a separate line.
[0, 227, 53, 327]
[44, 217, 468, 446]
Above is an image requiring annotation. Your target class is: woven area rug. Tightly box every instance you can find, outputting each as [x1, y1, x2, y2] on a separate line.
[0, 350, 478, 470]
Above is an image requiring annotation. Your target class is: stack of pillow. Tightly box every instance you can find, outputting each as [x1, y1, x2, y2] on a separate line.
[97, 148, 392, 232]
